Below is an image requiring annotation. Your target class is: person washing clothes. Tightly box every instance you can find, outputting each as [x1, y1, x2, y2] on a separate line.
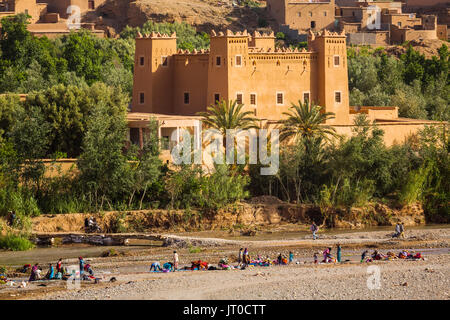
[78, 257, 85, 276]
[361, 250, 369, 263]
[45, 263, 55, 280]
[337, 244, 342, 263]
[314, 252, 318, 264]
[173, 251, 179, 271]
[150, 261, 162, 271]
[29, 263, 39, 281]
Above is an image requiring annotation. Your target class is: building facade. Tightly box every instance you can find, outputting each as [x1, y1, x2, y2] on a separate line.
[132, 29, 349, 125]
[267, 0, 338, 33]
[0, 0, 105, 37]
[128, 29, 443, 154]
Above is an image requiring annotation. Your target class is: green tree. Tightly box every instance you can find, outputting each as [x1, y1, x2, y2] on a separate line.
[76, 101, 131, 210]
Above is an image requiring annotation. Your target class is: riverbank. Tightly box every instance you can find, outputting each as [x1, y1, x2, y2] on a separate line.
[0, 227, 448, 300]
[30, 198, 427, 235]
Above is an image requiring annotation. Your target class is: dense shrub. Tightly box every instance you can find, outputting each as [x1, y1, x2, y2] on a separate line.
[0, 233, 34, 251]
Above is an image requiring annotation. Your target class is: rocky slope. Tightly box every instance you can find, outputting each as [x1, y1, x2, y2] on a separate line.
[83, 0, 276, 37]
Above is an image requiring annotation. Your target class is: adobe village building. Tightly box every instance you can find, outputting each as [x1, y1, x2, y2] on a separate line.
[127, 29, 442, 162]
[266, 0, 449, 46]
[0, 0, 105, 37]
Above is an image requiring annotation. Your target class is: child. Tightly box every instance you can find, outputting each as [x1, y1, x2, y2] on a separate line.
[360, 250, 369, 263]
[289, 251, 294, 264]
[314, 252, 318, 264]
[173, 251, 179, 271]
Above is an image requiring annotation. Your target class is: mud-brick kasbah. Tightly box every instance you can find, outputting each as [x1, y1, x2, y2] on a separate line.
[127, 28, 443, 163]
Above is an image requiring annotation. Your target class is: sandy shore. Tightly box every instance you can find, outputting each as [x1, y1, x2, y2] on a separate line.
[0, 227, 449, 300]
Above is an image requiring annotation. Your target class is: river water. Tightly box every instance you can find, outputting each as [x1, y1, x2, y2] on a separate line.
[0, 224, 449, 267]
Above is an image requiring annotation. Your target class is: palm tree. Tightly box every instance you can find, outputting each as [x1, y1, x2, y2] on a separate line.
[197, 99, 259, 168]
[279, 100, 338, 143]
[197, 99, 259, 136]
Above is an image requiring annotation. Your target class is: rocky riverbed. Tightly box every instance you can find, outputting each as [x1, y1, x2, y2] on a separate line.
[0, 227, 449, 300]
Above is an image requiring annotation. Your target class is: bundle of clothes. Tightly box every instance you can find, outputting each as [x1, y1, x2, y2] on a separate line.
[0, 274, 7, 285]
[190, 260, 209, 270]
[249, 255, 273, 267]
[218, 258, 233, 270]
[360, 250, 424, 263]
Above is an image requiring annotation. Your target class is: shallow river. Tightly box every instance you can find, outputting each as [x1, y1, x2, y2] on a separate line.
[0, 224, 449, 267]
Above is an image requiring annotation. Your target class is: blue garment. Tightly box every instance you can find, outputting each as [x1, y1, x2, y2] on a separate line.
[48, 266, 55, 279]
[337, 247, 342, 262]
[150, 262, 161, 271]
[79, 259, 85, 275]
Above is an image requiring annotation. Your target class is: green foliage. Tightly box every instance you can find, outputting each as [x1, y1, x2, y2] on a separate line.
[77, 100, 131, 210]
[348, 45, 449, 121]
[0, 233, 34, 251]
[165, 164, 249, 210]
[197, 99, 259, 138]
[120, 21, 209, 51]
[0, 15, 133, 96]
[188, 246, 203, 254]
[24, 83, 130, 157]
[276, 32, 285, 40]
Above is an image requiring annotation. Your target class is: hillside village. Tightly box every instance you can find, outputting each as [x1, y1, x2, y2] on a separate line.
[0, 1, 448, 42]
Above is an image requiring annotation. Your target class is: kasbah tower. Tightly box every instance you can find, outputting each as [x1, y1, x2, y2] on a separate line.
[128, 29, 441, 148]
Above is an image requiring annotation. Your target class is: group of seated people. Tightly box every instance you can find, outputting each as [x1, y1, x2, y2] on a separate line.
[28, 258, 95, 281]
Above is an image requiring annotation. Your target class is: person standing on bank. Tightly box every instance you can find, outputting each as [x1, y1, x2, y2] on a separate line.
[310, 222, 319, 240]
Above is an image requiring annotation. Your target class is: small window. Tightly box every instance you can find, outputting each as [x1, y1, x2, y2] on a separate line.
[303, 92, 310, 103]
[139, 92, 145, 104]
[311, 21, 316, 29]
[324, 11, 327, 17]
[335, 92, 342, 103]
[352, 11, 355, 17]
[88, 0, 95, 10]
[214, 94, 220, 103]
[139, 56, 145, 66]
[334, 55, 340, 66]
[216, 56, 221, 66]
[235, 55, 242, 67]
[309, 12, 312, 17]
[297, 12, 301, 17]
[250, 94, 257, 106]
[236, 93, 243, 105]
[184, 92, 190, 105]
[161, 56, 168, 67]
[276, 92, 284, 105]
[398, 22, 402, 27]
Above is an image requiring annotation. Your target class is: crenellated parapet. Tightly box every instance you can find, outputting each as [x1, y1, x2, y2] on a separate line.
[136, 31, 177, 39]
[175, 48, 210, 56]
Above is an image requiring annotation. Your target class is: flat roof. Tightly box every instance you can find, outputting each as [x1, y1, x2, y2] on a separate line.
[127, 112, 203, 121]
